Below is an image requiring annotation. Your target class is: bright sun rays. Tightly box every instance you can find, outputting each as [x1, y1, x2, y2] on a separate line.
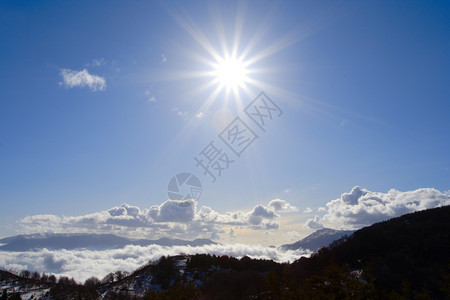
[155, 3, 309, 158]
[165, 2, 303, 113]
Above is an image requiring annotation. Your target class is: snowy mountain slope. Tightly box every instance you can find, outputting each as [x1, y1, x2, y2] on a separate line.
[280, 228, 354, 251]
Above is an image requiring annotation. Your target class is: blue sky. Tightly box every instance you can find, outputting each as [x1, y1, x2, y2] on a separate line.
[0, 0, 449, 243]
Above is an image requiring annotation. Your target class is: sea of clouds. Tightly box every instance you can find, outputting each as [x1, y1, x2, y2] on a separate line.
[0, 244, 310, 282]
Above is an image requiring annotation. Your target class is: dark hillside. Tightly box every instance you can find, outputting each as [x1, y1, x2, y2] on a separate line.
[293, 205, 450, 298]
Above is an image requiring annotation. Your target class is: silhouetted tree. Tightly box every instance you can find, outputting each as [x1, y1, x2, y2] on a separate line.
[115, 270, 124, 281]
[48, 274, 57, 284]
[20, 270, 30, 279]
[102, 272, 116, 284]
[84, 276, 100, 288]
[31, 271, 40, 281]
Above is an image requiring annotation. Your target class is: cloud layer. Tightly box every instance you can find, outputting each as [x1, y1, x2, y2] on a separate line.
[305, 186, 450, 230]
[21, 199, 296, 241]
[60, 68, 106, 91]
[0, 244, 310, 282]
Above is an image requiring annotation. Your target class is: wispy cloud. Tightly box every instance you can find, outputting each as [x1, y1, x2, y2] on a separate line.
[143, 90, 157, 103]
[303, 207, 312, 213]
[172, 107, 189, 119]
[85, 58, 106, 67]
[195, 111, 206, 118]
[171, 107, 207, 119]
[59, 68, 106, 91]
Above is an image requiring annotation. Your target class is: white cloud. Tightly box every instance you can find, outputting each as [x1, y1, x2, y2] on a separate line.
[303, 207, 312, 213]
[19, 199, 298, 241]
[161, 53, 167, 63]
[152, 199, 197, 223]
[195, 111, 205, 118]
[248, 205, 278, 227]
[268, 199, 298, 213]
[306, 186, 450, 230]
[172, 107, 189, 119]
[318, 207, 326, 212]
[171, 108, 207, 119]
[304, 215, 324, 230]
[60, 68, 106, 91]
[143, 90, 156, 102]
[0, 244, 310, 282]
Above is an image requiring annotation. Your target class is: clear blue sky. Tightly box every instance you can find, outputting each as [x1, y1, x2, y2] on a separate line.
[0, 0, 448, 239]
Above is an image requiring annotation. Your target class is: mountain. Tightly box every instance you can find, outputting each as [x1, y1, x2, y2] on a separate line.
[0, 233, 217, 251]
[280, 228, 354, 251]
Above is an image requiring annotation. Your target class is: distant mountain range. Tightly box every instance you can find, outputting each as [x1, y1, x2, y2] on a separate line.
[0, 228, 355, 252]
[0, 229, 354, 253]
[280, 228, 354, 251]
[0, 233, 217, 251]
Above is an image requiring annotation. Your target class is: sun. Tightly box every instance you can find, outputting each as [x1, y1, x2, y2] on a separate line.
[164, 4, 305, 107]
[212, 55, 249, 91]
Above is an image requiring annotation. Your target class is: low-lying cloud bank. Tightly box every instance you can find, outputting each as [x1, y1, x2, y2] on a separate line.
[0, 244, 310, 282]
[305, 187, 450, 230]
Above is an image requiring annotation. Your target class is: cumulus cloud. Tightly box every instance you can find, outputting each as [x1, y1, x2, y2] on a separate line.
[268, 199, 298, 213]
[152, 199, 197, 223]
[0, 244, 311, 282]
[60, 68, 106, 91]
[20, 199, 297, 241]
[306, 186, 450, 230]
[304, 215, 324, 230]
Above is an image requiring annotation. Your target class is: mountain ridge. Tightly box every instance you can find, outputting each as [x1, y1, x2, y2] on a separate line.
[280, 228, 354, 251]
[0, 233, 217, 251]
